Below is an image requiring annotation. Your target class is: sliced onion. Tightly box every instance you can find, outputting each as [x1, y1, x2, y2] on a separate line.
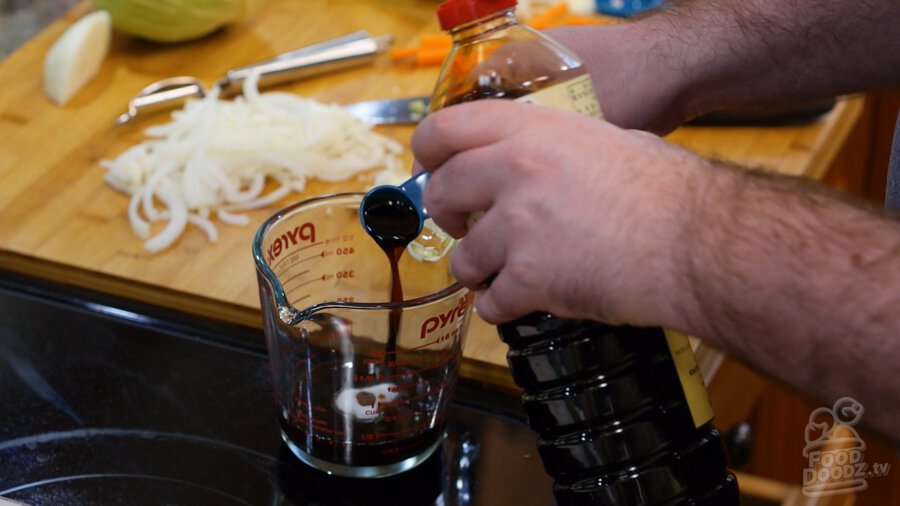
[144, 182, 188, 254]
[102, 69, 402, 253]
[217, 208, 250, 226]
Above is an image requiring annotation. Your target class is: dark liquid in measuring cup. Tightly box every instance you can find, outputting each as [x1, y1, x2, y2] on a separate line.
[277, 194, 451, 473]
[282, 191, 437, 470]
[281, 337, 456, 467]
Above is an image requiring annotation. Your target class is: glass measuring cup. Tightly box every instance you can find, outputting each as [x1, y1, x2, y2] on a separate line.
[253, 193, 472, 478]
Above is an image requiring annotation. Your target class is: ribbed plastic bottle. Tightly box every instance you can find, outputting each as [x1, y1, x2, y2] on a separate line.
[429, 1, 741, 504]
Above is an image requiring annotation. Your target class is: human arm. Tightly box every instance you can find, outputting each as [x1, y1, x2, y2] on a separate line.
[412, 100, 900, 443]
[547, 0, 900, 133]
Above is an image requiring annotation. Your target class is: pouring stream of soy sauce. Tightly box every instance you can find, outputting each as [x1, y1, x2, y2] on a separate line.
[360, 192, 422, 366]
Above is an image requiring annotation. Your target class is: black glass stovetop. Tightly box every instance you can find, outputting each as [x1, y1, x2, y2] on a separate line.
[0, 272, 552, 506]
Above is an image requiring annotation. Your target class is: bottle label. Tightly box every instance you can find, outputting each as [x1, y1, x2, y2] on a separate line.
[663, 329, 715, 428]
[514, 73, 603, 119]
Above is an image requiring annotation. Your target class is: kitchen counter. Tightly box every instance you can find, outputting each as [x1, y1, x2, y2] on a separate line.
[0, 0, 865, 390]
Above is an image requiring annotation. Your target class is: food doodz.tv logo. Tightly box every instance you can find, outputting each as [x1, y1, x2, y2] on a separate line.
[802, 397, 891, 497]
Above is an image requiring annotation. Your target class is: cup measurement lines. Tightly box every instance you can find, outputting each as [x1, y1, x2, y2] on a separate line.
[376, 356, 457, 381]
[271, 241, 326, 272]
[285, 271, 335, 305]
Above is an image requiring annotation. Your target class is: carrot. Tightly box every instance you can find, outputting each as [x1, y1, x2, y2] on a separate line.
[389, 46, 418, 63]
[389, 33, 452, 65]
[416, 46, 452, 66]
[563, 14, 614, 26]
[525, 2, 568, 30]
[419, 33, 452, 48]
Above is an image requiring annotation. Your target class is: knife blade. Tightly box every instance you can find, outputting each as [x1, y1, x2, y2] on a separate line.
[344, 96, 432, 125]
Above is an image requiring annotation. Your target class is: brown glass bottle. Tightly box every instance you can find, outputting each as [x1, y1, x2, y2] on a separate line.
[430, 1, 740, 504]
[430, 0, 601, 118]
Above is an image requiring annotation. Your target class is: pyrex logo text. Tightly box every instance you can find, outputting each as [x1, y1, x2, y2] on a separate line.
[420, 293, 473, 339]
[267, 222, 315, 263]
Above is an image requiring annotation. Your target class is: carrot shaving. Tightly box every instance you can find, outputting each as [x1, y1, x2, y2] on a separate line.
[525, 2, 568, 30]
[563, 14, 615, 26]
[416, 46, 451, 66]
[389, 46, 418, 62]
[419, 33, 452, 48]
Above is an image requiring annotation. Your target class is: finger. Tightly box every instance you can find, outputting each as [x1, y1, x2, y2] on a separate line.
[474, 269, 535, 324]
[412, 100, 523, 171]
[423, 145, 508, 237]
[448, 209, 507, 288]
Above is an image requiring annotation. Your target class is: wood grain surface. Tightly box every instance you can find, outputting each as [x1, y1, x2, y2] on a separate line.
[0, 0, 863, 389]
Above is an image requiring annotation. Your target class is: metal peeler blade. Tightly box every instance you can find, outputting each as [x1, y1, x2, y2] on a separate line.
[115, 76, 206, 126]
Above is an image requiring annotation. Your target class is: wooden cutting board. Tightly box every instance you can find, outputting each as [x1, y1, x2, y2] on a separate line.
[0, 0, 863, 390]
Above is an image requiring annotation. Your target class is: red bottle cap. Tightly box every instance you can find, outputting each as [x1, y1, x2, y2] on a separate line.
[436, 0, 518, 31]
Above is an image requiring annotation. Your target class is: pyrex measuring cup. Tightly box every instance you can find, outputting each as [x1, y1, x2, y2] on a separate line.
[253, 193, 472, 478]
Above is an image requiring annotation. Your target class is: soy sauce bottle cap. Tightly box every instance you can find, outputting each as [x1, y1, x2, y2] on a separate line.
[437, 0, 518, 30]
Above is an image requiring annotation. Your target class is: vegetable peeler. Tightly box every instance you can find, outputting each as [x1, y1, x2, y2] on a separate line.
[115, 31, 393, 126]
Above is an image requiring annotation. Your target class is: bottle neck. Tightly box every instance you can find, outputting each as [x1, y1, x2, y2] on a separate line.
[448, 8, 518, 44]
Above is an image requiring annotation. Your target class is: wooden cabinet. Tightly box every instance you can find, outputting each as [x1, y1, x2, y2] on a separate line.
[825, 89, 900, 202]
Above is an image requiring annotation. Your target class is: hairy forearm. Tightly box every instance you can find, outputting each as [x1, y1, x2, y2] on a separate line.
[641, 0, 900, 118]
[551, 0, 900, 131]
[678, 164, 900, 442]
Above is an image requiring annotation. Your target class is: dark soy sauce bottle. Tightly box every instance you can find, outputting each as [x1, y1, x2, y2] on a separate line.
[498, 315, 739, 505]
[430, 1, 740, 504]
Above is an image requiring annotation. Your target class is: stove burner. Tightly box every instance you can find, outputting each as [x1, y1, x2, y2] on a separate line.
[0, 426, 449, 506]
[0, 428, 280, 504]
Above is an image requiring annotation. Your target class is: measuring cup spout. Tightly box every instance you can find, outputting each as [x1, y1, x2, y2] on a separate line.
[277, 305, 301, 325]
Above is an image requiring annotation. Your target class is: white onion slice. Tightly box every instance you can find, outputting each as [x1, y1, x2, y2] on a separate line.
[102, 70, 402, 253]
[144, 182, 188, 253]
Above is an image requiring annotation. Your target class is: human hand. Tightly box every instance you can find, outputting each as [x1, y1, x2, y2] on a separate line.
[412, 100, 710, 327]
[546, 24, 691, 134]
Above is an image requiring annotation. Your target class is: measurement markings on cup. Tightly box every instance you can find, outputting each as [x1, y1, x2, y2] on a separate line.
[281, 269, 311, 287]
[282, 272, 335, 306]
[271, 240, 325, 271]
[410, 335, 453, 350]
[270, 238, 361, 305]
[376, 357, 457, 381]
